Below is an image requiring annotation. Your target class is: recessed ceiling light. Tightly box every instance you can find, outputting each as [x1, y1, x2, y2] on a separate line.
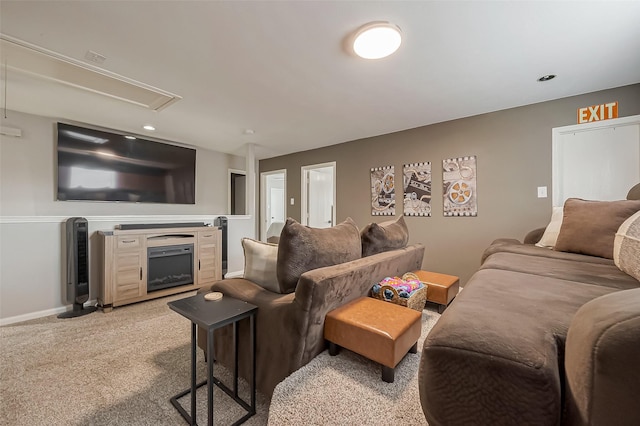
[143, 124, 155, 131]
[537, 74, 556, 82]
[125, 135, 136, 140]
[352, 22, 402, 59]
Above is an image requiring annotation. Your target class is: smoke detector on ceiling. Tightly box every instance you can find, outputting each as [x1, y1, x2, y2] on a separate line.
[84, 50, 106, 65]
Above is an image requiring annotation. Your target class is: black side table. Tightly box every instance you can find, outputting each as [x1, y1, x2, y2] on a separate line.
[168, 293, 257, 426]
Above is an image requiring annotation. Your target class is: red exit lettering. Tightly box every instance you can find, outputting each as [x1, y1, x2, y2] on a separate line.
[577, 102, 618, 124]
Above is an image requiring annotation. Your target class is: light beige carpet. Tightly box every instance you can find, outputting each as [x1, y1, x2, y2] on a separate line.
[1, 294, 439, 425]
[0, 293, 269, 426]
[268, 309, 440, 425]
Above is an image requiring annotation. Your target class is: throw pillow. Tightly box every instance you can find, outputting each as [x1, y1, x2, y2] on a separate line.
[627, 183, 640, 200]
[535, 206, 564, 248]
[361, 216, 409, 257]
[242, 238, 280, 293]
[613, 211, 640, 281]
[554, 198, 640, 259]
[276, 217, 361, 294]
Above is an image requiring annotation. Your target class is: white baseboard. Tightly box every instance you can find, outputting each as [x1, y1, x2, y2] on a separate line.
[0, 300, 98, 326]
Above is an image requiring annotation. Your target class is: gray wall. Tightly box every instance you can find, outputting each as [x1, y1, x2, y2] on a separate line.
[0, 110, 245, 216]
[260, 84, 640, 286]
[0, 110, 252, 322]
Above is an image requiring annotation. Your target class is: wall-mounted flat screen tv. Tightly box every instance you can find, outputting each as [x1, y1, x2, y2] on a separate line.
[56, 122, 196, 204]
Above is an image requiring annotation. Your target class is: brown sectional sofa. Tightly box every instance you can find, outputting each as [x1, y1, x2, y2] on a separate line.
[419, 238, 640, 426]
[198, 216, 423, 396]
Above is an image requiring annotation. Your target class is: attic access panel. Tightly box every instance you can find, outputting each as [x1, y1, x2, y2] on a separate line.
[0, 35, 181, 111]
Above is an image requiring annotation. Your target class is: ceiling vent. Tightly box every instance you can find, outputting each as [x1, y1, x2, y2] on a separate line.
[0, 34, 181, 111]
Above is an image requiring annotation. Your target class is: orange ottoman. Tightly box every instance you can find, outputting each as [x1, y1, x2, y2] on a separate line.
[412, 270, 459, 313]
[324, 297, 422, 383]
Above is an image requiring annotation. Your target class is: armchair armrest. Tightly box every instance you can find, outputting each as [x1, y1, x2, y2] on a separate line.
[293, 244, 425, 365]
[565, 289, 640, 426]
[524, 227, 545, 245]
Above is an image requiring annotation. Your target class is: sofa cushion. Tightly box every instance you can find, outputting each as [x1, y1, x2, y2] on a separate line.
[276, 217, 361, 293]
[554, 198, 640, 259]
[614, 211, 640, 281]
[419, 268, 616, 426]
[535, 206, 563, 248]
[480, 251, 640, 290]
[482, 239, 615, 266]
[627, 183, 640, 200]
[242, 238, 280, 293]
[361, 216, 409, 257]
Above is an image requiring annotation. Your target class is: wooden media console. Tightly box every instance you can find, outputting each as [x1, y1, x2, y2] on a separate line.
[97, 226, 222, 311]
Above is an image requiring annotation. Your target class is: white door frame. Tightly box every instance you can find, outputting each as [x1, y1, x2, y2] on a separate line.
[260, 169, 287, 241]
[301, 161, 336, 227]
[552, 114, 640, 206]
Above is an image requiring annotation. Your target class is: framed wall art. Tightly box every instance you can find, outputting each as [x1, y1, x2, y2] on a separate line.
[442, 156, 477, 217]
[371, 166, 395, 216]
[403, 162, 431, 217]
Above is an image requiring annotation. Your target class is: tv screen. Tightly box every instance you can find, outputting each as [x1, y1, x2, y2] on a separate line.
[56, 123, 196, 204]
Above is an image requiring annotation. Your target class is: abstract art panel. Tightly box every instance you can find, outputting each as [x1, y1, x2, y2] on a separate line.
[403, 162, 431, 217]
[371, 165, 395, 216]
[442, 156, 477, 217]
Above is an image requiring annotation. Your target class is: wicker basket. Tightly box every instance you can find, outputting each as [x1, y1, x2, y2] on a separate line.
[371, 282, 428, 312]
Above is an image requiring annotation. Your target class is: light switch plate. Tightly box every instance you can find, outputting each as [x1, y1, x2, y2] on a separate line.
[290, 198, 295, 205]
[537, 186, 548, 198]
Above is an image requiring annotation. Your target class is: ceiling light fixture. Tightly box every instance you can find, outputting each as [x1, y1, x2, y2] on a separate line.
[352, 22, 402, 59]
[143, 124, 155, 131]
[537, 74, 556, 82]
[125, 135, 136, 140]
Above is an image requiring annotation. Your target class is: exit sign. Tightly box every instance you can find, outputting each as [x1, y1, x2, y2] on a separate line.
[577, 102, 618, 124]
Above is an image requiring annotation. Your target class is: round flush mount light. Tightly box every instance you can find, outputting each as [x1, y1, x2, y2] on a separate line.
[125, 135, 136, 140]
[142, 124, 155, 131]
[352, 21, 402, 59]
[537, 74, 556, 82]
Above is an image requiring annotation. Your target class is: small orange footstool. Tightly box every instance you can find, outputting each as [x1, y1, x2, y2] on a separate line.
[324, 297, 422, 383]
[412, 270, 459, 313]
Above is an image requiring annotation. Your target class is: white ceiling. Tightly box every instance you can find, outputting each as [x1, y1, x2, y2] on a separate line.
[1, 1, 639, 159]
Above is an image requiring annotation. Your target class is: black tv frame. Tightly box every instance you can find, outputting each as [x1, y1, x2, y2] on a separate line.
[56, 122, 196, 204]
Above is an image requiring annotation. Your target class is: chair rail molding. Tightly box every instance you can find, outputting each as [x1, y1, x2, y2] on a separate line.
[0, 215, 252, 224]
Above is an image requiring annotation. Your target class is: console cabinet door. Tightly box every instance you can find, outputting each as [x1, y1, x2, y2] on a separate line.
[197, 230, 221, 285]
[113, 236, 145, 301]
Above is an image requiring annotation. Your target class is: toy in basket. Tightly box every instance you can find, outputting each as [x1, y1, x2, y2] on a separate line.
[371, 272, 428, 312]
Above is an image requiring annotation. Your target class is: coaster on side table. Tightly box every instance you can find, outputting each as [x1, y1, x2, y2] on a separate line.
[204, 292, 223, 301]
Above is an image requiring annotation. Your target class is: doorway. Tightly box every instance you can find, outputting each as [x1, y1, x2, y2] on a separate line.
[260, 170, 286, 241]
[552, 115, 640, 206]
[301, 162, 336, 228]
[229, 169, 246, 215]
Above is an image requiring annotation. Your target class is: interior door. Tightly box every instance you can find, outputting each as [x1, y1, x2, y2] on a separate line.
[270, 187, 285, 224]
[302, 163, 336, 228]
[260, 170, 286, 241]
